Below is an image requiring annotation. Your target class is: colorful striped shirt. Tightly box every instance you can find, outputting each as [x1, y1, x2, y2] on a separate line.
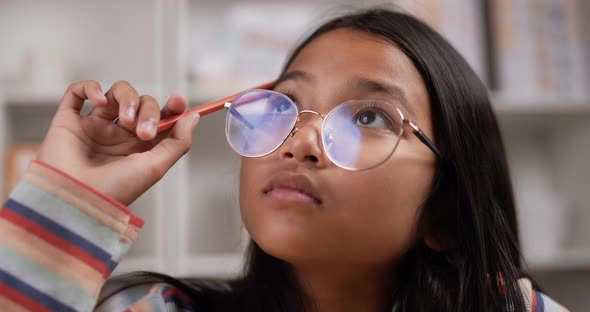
[0, 160, 570, 311]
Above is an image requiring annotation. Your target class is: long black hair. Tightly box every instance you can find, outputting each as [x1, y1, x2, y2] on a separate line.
[98, 7, 533, 312]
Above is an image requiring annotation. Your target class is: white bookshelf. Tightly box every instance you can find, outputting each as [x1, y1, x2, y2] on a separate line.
[528, 250, 590, 271]
[492, 95, 590, 116]
[0, 0, 589, 309]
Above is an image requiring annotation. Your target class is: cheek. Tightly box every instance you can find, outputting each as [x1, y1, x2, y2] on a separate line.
[239, 158, 283, 247]
[239, 158, 258, 232]
[330, 160, 435, 260]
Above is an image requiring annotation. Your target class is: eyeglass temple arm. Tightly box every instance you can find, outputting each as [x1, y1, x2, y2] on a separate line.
[156, 81, 275, 133]
[407, 121, 445, 161]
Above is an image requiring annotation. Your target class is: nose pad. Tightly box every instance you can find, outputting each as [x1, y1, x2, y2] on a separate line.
[289, 126, 300, 137]
[278, 112, 327, 166]
[323, 128, 334, 145]
[287, 112, 317, 138]
[291, 113, 325, 139]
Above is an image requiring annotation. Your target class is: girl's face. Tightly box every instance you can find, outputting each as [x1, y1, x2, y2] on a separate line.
[240, 28, 437, 269]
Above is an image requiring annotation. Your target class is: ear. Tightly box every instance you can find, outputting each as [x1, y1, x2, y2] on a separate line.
[423, 234, 445, 252]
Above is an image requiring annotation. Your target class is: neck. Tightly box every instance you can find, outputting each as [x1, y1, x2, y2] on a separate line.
[291, 261, 395, 312]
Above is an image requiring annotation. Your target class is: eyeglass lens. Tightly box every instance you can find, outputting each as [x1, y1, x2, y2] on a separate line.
[225, 89, 404, 170]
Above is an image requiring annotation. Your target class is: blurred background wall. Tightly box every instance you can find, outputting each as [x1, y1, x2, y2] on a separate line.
[0, 0, 588, 310]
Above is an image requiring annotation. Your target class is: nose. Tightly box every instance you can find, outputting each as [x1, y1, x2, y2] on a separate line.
[277, 112, 331, 168]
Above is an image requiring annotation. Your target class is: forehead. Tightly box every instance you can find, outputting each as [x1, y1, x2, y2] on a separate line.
[291, 29, 410, 76]
[283, 28, 430, 120]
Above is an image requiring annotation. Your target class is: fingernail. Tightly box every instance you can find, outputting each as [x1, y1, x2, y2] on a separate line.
[95, 90, 106, 102]
[127, 106, 136, 120]
[142, 119, 156, 135]
[191, 113, 200, 129]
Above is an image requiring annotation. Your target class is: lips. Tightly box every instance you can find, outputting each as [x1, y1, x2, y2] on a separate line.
[263, 172, 322, 205]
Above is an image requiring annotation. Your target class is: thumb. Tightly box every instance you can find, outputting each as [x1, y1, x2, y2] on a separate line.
[145, 112, 200, 176]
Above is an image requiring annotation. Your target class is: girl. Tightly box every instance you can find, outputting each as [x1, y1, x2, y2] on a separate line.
[0, 8, 568, 312]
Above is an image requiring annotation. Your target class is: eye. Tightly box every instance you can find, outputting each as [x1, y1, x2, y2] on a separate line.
[273, 99, 291, 112]
[353, 108, 393, 130]
[269, 94, 294, 113]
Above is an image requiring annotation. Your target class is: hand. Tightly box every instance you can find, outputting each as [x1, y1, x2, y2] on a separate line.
[37, 80, 200, 206]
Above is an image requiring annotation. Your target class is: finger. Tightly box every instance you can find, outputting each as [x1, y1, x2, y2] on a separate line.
[142, 112, 200, 180]
[135, 95, 162, 141]
[160, 93, 188, 119]
[93, 80, 140, 125]
[59, 80, 107, 113]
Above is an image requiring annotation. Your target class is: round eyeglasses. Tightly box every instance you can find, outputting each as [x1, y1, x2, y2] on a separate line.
[224, 89, 443, 170]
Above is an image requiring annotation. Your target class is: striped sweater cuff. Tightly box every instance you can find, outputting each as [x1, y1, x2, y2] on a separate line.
[0, 160, 144, 311]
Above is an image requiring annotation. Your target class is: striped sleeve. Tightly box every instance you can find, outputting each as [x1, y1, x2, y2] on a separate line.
[518, 278, 570, 312]
[109, 284, 194, 312]
[0, 160, 144, 311]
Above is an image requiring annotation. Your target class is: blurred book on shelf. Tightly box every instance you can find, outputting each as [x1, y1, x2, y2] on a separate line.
[489, 0, 588, 101]
[3, 144, 39, 200]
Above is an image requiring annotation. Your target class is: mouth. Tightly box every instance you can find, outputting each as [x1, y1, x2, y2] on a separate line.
[263, 172, 323, 205]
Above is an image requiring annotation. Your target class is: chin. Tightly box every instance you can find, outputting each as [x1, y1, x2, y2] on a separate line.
[247, 221, 322, 263]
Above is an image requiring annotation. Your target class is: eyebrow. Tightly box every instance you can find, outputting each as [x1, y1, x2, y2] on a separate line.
[275, 70, 415, 117]
[275, 70, 315, 85]
[347, 76, 416, 117]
